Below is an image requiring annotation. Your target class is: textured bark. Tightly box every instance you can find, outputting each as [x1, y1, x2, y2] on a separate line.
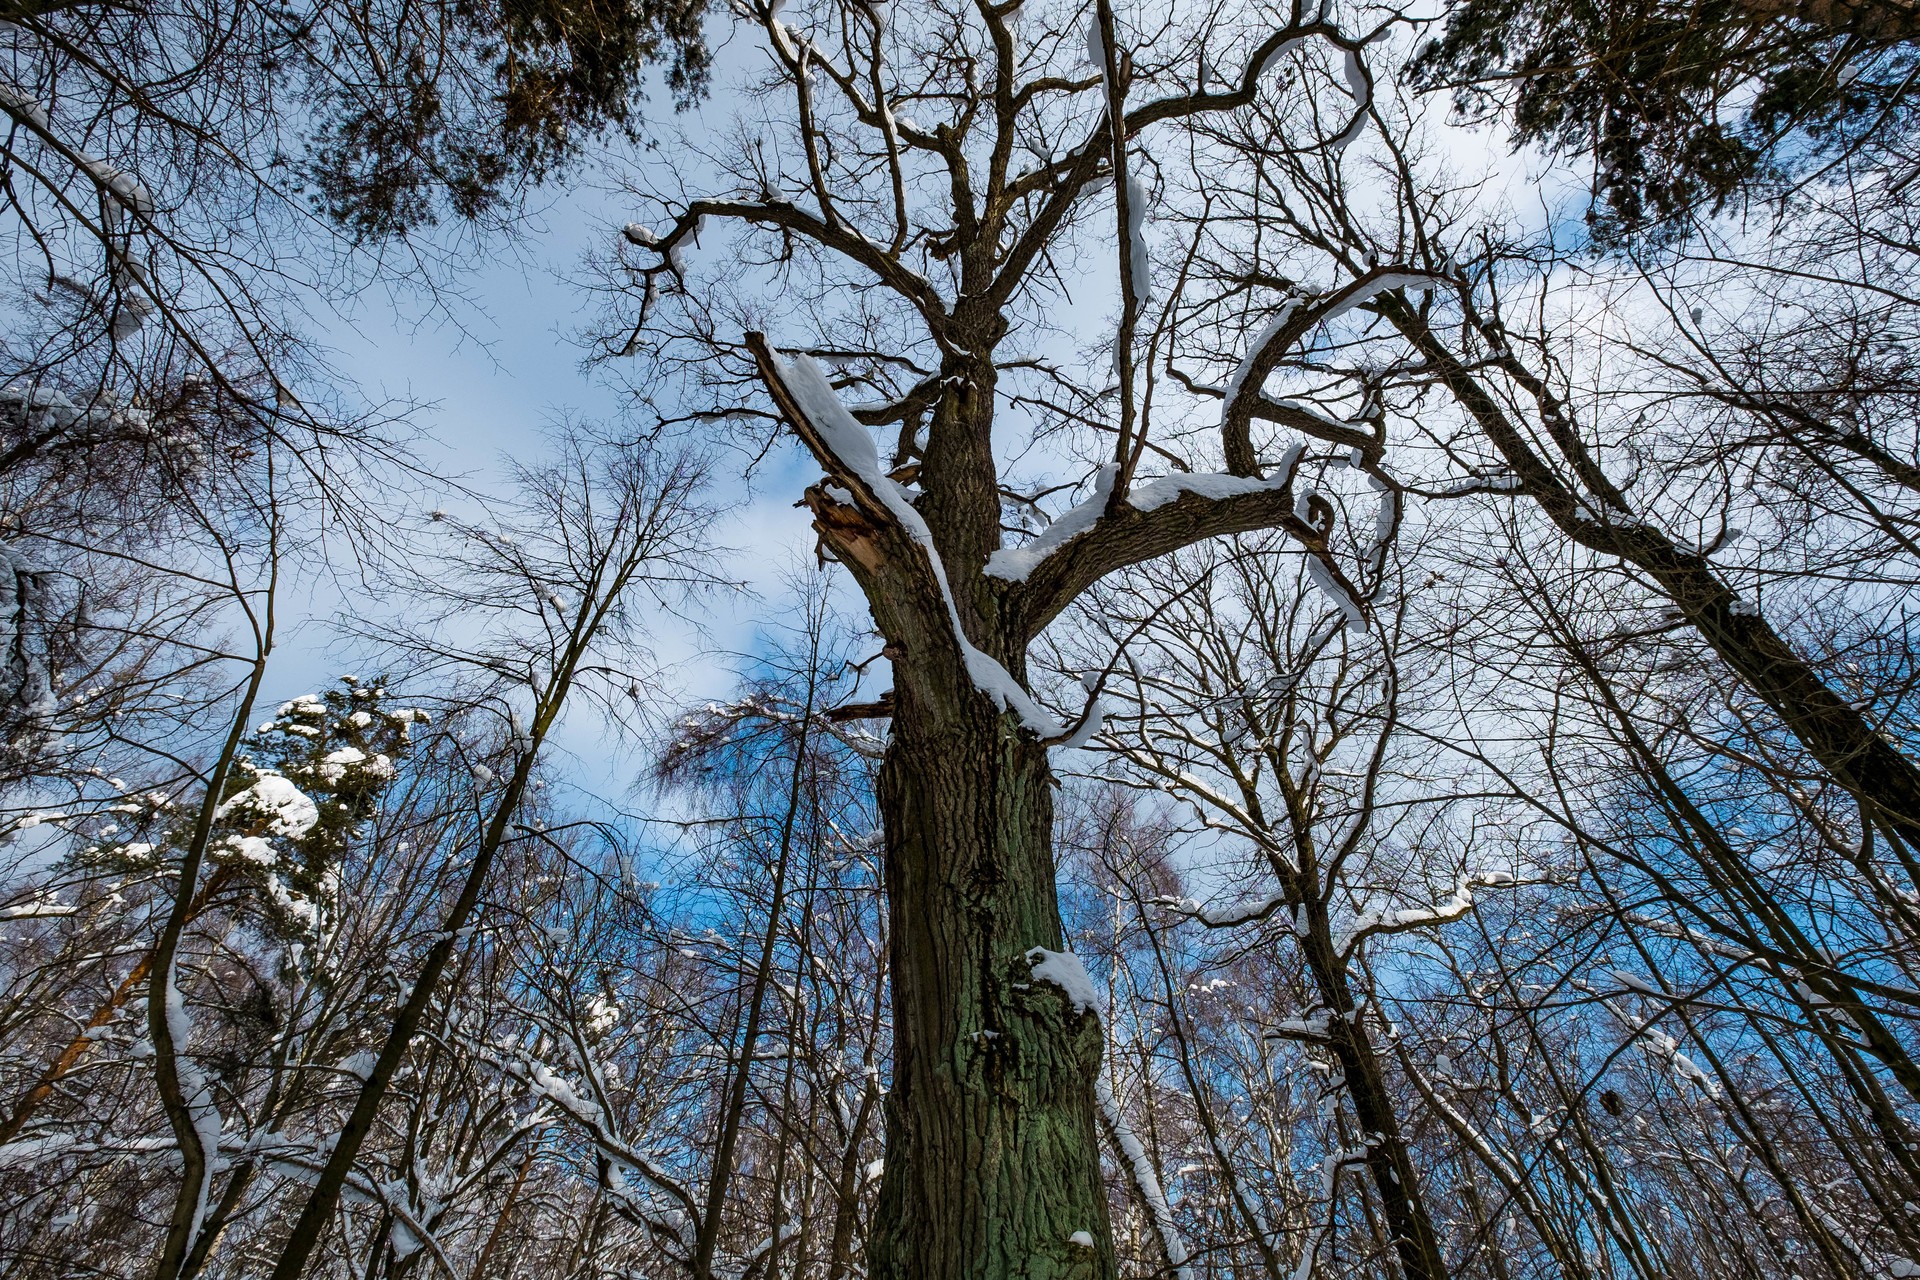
[866, 683, 1113, 1280]
[743, 302, 1371, 1277]
[748, 331, 1119, 1280]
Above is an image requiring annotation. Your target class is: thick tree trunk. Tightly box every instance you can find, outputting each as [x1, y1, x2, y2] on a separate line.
[750, 336, 1115, 1278]
[866, 684, 1114, 1280]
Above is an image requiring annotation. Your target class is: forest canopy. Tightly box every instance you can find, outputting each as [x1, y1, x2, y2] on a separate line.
[4, 0, 1920, 1278]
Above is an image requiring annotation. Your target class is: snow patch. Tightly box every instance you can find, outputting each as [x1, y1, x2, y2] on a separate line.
[769, 351, 1066, 735]
[216, 773, 318, 838]
[1098, 1077, 1192, 1279]
[1330, 49, 1370, 151]
[1221, 301, 1302, 412]
[1025, 947, 1102, 1017]
[1316, 272, 1441, 326]
[984, 465, 1117, 582]
[1124, 173, 1152, 304]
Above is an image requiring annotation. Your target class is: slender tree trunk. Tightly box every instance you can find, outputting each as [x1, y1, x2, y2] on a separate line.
[180, 1158, 257, 1279]
[1457, 1170, 1514, 1280]
[266, 760, 524, 1280]
[693, 646, 817, 1280]
[1559, 620, 1920, 1112]
[153, 643, 275, 1280]
[826, 947, 889, 1280]
[826, 1073, 881, 1280]
[1299, 910, 1449, 1280]
[866, 688, 1113, 1280]
[1388, 302, 1920, 865]
[470, 1143, 536, 1280]
[4, 954, 150, 1146]
[264, 472, 683, 1279]
[1396, 1032, 1596, 1280]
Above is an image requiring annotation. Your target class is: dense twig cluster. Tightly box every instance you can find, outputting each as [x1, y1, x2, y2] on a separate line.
[4, 0, 1920, 1276]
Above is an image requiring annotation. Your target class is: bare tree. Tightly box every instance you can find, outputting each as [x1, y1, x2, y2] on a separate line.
[9, 5, 1920, 1280]
[604, 1, 1431, 1270]
[264, 430, 717, 1279]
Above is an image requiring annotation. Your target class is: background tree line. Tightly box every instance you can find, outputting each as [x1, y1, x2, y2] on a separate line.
[3, 0, 1919, 1277]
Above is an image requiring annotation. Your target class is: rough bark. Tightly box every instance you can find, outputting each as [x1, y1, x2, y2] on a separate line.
[749, 336, 1118, 1280]
[868, 685, 1113, 1280]
[745, 291, 1355, 1278]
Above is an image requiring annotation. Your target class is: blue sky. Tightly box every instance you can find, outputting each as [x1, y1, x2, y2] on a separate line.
[251, 19, 1577, 812]
[261, 148, 829, 805]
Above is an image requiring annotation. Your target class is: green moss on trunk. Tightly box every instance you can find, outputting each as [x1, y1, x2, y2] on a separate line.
[867, 686, 1114, 1280]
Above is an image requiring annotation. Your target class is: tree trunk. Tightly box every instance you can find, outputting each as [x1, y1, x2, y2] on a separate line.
[866, 683, 1114, 1280]
[1300, 910, 1449, 1280]
[749, 335, 1115, 1279]
[1387, 302, 1920, 867]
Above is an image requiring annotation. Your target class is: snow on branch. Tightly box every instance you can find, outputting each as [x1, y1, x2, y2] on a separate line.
[1304, 554, 1365, 635]
[1025, 946, 1103, 1018]
[1328, 48, 1372, 153]
[1097, 1076, 1193, 1280]
[1335, 869, 1521, 959]
[1124, 171, 1153, 305]
[1291, 1141, 1376, 1280]
[753, 338, 1067, 735]
[1221, 300, 1304, 412]
[1601, 996, 1722, 1097]
[1217, 268, 1443, 475]
[0, 542, 72, 725]
[986, 446, 1307, 586]
[214, 773, 319, 839]
[1411, 473, 1525, 498]
[1156, 890, 1293, 930]
[1, 82, 158, 334]
[1054, 686, 1106, 751]
[984, 465, 1119, 582]
[492, 1048, 699, 1247]
[0, 85, 154, 220]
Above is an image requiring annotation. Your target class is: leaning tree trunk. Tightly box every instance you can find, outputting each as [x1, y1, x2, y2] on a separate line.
[1299, 906, 1449, 1280]
[867, 678, 1115, 1280]
[1385, 301, 1920, 868]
